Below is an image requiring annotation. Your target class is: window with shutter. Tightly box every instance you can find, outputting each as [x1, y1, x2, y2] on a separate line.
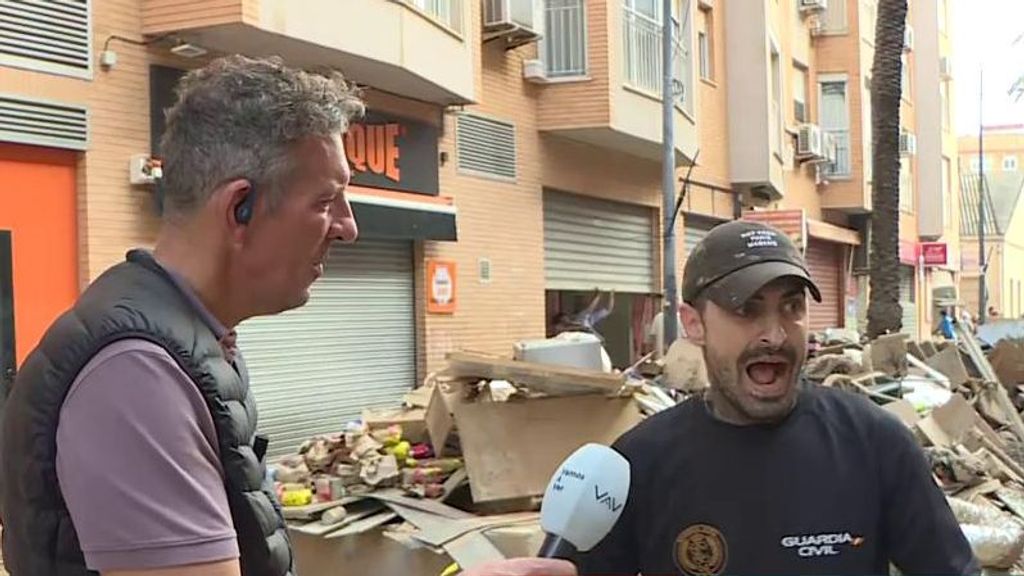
[0, 0, 92, 78]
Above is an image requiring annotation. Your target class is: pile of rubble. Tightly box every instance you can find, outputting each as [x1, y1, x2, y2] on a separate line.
[271, 335, 673, 572]
[804, 324, 1024, 572]
[273, 324, 1024, 572]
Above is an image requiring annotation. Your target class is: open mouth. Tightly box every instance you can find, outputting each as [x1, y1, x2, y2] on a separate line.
[744, 357, 791, 397]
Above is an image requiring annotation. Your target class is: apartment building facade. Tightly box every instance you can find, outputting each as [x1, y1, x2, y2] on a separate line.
[679, 0, 959, 339]
[959, 130, 1024, 319]
[0, 0, 697, 456]
[0, 0, 957, 453]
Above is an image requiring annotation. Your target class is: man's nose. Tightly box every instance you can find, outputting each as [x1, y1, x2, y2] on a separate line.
[331, 195, 358, 243]
[758, 317, 788, 348]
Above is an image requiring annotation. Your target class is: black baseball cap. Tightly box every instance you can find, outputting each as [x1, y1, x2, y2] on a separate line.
[682, 220, 822, 310]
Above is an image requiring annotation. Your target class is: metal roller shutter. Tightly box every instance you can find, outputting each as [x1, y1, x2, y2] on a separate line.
[236, 240, 415, 458]
[683, 215, 718, 258]
[805, 239, 842, 331]
[543, 190, 655, 293]
[900, 266, 918, 337]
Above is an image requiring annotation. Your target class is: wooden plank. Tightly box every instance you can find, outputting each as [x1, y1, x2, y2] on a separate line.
[924, 346, 970, 388]
[382, 503, 522, 567]
[955, 478, 1003, 503]
[289, 502, 387, 537]
[366, 489, 474, 520]
[426, 384, 455, 457]
[444, 532, 507, 570]
[453, 395, 642, 504]
[883, 399, 920, 427]
[445, 352, 624, 395]
[281, 496, 364, 520]
[324, 511, 399, 539]
[996, 485, 1024, 520]
[414, 514, 538, 548]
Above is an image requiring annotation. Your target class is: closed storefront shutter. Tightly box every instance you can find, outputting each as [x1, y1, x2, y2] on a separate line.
[236, 240, 415, 458]
[683, 215, 719, 258]
[805, 239, 842, 332]
[543, 189, 655, 293]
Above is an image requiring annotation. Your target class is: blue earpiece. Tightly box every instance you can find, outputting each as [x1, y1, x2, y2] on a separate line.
[235, 185, 256, 224]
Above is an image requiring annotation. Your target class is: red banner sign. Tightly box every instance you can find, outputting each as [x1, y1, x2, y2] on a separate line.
[920, 242, 948, 267]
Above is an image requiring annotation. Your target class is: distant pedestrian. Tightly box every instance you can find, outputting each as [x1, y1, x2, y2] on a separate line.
[938, 309, 956, 340]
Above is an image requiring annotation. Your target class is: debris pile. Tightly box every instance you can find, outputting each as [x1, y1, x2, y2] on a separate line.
[272, 337, 680, 572]
[808, 323, 1024, 572]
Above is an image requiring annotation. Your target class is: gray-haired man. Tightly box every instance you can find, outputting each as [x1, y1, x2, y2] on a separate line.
[0, 56, 573, 576]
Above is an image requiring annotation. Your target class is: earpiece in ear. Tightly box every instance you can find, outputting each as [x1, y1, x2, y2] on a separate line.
[235, 185, 256, 224]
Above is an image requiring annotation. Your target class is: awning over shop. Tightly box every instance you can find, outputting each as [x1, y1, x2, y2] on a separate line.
[349, 189, 457, 241]
[741, 209, 861, 250]
[807, 219, 860, 245]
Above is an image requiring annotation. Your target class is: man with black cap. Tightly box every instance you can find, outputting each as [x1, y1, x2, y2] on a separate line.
[574, 220, 979, 575]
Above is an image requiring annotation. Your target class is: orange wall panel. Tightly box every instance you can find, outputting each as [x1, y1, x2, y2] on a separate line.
[0, 144, 79, 364]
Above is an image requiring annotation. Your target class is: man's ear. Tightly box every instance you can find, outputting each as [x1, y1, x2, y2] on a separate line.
[680, 302, 706, 346]
[211, 179, 255, 241]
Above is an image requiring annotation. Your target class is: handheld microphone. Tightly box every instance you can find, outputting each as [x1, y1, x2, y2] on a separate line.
[537, 443, 631, 560]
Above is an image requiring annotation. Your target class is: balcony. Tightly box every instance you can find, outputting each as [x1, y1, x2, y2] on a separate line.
[534, 1, 698, 164]
[723, 1, 786, 204]
[141, 0, 475, 105]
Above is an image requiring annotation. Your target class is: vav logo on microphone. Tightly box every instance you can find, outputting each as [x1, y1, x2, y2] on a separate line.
[594, 485, 623, 512]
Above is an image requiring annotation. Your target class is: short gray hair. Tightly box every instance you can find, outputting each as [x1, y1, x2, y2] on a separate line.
[159, 55, 365, 216]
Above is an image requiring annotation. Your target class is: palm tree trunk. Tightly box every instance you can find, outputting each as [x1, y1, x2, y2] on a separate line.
[866, 0, 909, 338]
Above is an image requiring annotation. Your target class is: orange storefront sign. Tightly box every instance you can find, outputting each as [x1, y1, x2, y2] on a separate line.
[345, 122, 402, 183]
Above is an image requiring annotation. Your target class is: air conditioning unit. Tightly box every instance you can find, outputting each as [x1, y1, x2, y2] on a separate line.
[523, 58, 547, 83]
[903, 25, 914, 51]
[484, 0, 542, 49]
[939, 56, 953, 80]
[796, 124, 824, 159]
[799, 0, 827, 13]
[899, 131, 917, 156]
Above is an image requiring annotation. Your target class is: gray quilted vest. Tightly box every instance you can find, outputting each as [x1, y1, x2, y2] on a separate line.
[0, 250, 293, 576]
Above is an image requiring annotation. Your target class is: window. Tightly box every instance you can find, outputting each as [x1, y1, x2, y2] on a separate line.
[820, 79, 851, 176]
[771, 42, 782, 157]
[407, 0, 463, 32]
[623, 0, 693, 114]
[698, 5, 714, 81]
[970, 156, 994, 173]
[628, 0, 660, 20]
[456, 114, 517, 180]
[544, 0, 587, 77]
[1004, 156, 1019, 172]
[0, 0, 92, 79]
[822, 0, 848, 32]
[793, 63, 809, 123]
[899, 157, 913, 212]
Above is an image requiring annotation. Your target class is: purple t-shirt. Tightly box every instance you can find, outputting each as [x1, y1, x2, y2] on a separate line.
[55, 255, 241, 571]
[56, 339, 239, 571]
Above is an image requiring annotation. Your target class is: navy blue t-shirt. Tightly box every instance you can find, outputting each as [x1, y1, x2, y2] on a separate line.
[575, 384, 979, 575]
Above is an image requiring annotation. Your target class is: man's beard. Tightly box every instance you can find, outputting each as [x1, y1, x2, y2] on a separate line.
[704, 339, 803, 424]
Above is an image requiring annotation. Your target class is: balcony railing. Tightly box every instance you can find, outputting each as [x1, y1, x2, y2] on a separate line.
[544, 0, 586, 77]
[622, 6, 691, 112]
[404, 0, 463, 33]
[822, 130, 851, 177]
